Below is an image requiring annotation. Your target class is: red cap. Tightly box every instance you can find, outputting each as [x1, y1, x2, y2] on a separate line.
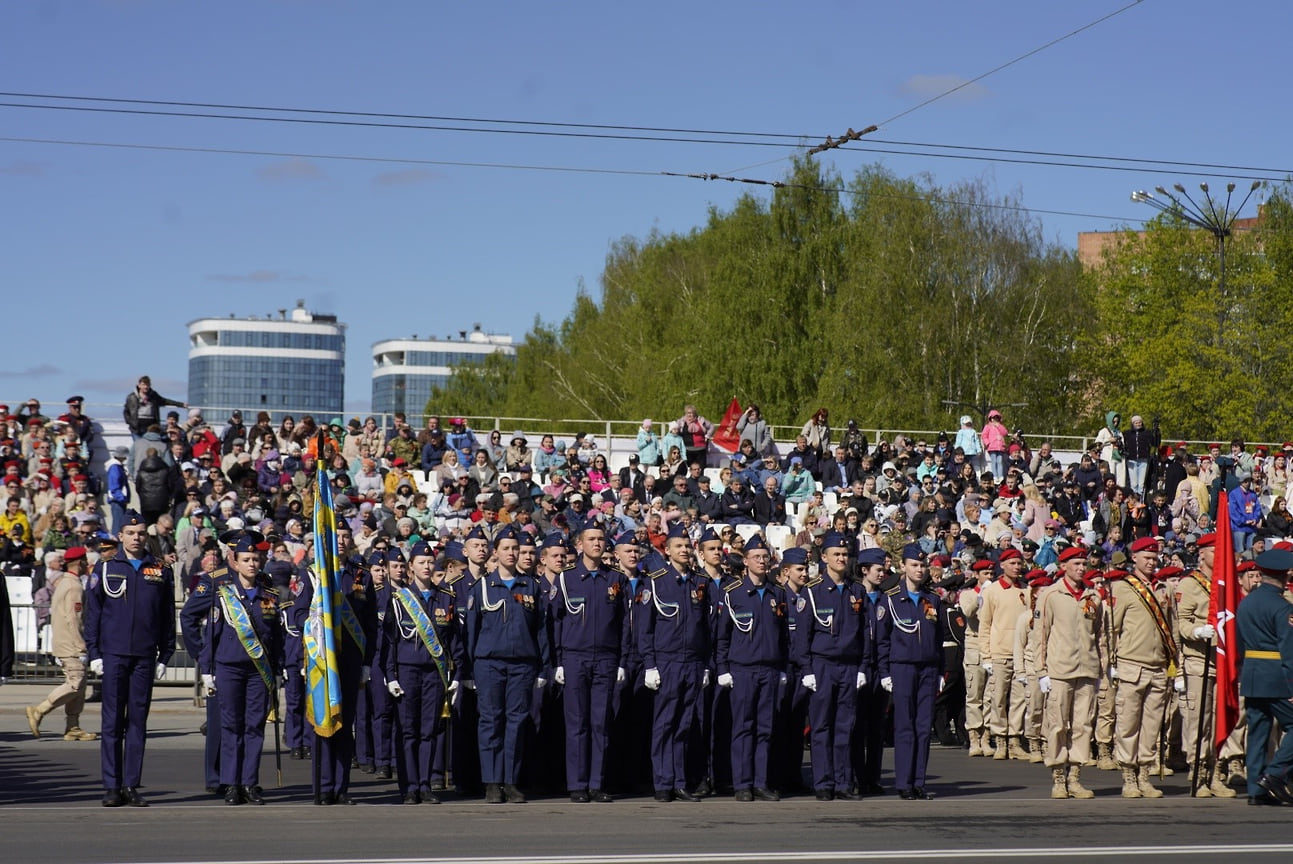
[970, 559, 995, 572]
[1028, 574, 1054, 588]
[1058, 546, 1086, 563]
[998, 548, 1022, 562]
[1129, 537, 1159, 554]
[1256, 445, 1269, 454]
[392, 458, 406, 467]
[1274, 541, 1293, 552]
[1155, 566, 1183, 581]
[1195, 532, 1216, 548]
[1105, 568, 1130, 580]
[63, 546, 87, 562]
[1083, 568, 1104, 581]
[1236, 560, 1257, 573]
[72, 474, 88, 483]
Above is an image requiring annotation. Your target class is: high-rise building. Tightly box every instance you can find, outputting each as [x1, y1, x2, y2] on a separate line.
[188, 300, 346, 419]
[371, 325, 514, 419]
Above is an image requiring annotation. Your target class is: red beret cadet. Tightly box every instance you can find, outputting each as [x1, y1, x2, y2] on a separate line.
[1195, 533, 1216, 548]
[1025, 567, 1046, 581]
[970, 559, 995, 572]
[63, 546, 87, 562]
[1155, 565, 1183, 581]
[1236, 560, 1258, 573]
[1273, 541, 1293, 552]
[27, 417, 41, 426]
[1084, 568, 1105, 581]
[1105, 568, 1130, 580]
[1256, 445, 1269, 455]
[72, 474, 88, 483]
[998, 548, 1022, 562]
[1058, 546, 1087, 563]
[1175, 441, 1188, 451]
[3, 460, 19, 471]
[1129, 536, 1159, 554]
[1028, 573, 1055, 588]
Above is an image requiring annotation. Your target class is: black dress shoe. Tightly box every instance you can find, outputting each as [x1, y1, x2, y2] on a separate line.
[898, 788, 916, 800]
[672, 788, 700, 802]
[861, 782, 886, 795]
[224, 786, 244, 805]
[1258, 775, 1293, 806]
[752, 787, 781, 801]
[590, 789, 613, 803]
[318, 792, 335, 805]
[421, 790, 440, 804]
[836, 789, 864, 801]
[205, 785, 221, 795]
[403, 791, 420, 805]
[243, 786, 265, 805]
[430, 781, 447, 792]
[734, 788, 754, 802]
[377, 765, 393, 780]
[351, 757, 360, 769]
[199, 721, 207, 736]
[484, 784, 504, 804]
[360, 762, 376, 774]
[693, 779, 714, 797]
[912, 787, 935, 800]
[123, 787, 149, 807]
[300, 747, 312, 759]
[653, 790, 673, 802]
[814, 789, 834, 801]
[502, 784, 527, 803]
[102, 789, 125, 807]
[570, 790, 591, 803]
[289, 747, 304, 760]
[1249, 792, 1284, 806]
[334, 793, 357, 805]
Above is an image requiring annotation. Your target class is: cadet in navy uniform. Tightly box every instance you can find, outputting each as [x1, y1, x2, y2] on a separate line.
[356, 549, 397, 779]
[851, 547, 890, 795]
[293, 522, 378, 805]
[877, 543, 945, 800]
[716, 533, 788, 801]
[382, 541, 465, 804]
[465, 524, 552, 804]
[179, 533, 235, 794]
[638, 524, 711, 801]
[1236, 547, 1293, 806]
[609, 529, 653, 794]
[85, 510, 176, 807]
[773, 546, 812, 794]
[552, 523, 630, 802]
[199, 531, 283, 804]
[449, 527, 490, 795]
[800, 533, 868, 800]
[696, 526, 732, 795]
[526, 533, 569, 794]
[279, 559, 310, 760]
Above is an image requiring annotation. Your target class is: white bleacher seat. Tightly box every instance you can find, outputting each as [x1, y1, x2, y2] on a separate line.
[765, 524, 792, 551]
[734, 524, 761, 543]
[703, 467, 723, 485]
[822, 491, 838, 514]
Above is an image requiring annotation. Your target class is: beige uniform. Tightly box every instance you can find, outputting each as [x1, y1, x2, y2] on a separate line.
[1012, 605, 1044, 743]
[1174, 571, 1217, 766]
[42, 574, 90, 723]
[959, 587, 988, 735]
[1094, 594, 1116, 747]
[980, 578, 1028, 737]
[1037, 580, 1105, 767]
[1109, 574, 1173, 767]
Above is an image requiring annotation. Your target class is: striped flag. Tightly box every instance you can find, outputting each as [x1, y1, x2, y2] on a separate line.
[304, 452, 343, 738]
[1208, 488, 1240, 751]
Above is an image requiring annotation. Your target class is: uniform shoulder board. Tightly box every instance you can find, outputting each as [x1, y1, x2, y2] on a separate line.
[885, 585, 903, 596]
[805, 577, 823, 589]
[263, 586, 280, 598]
[649, 567, 669, 580]
[562, 561, 580, 572]
[723, 578, 742, 593]
[445, 571, 463, 585]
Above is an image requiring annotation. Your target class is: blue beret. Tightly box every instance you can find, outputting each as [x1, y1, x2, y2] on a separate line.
[517, 530, 537, 548]
[1256, 548, 1293, 573]
[781, 547, 809, 566]
[614, 530, 637, 547]
[666, 522, 687, 540]
[902, 543, 926, 562]
[407, 541, 435, 560]
[821, 531, 849, 551]
[367, 550, 387, 567]
[444, 541, 467, 564]
[119, 509, 145, 528]
[386, 547, 407, 563]
[229, 530, 266, 555]
[540, 533, 567, 550]
[493, 524, 517, 547]
[465, 525, 489, 543]
[857, 548, 887, 567]
[699, 526, 724, 545]
[744, 533, 767, 552]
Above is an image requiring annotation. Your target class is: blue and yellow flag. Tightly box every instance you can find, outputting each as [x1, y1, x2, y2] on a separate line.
[304, 456, 343, 738]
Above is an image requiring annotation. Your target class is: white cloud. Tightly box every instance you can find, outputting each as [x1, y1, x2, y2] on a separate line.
[897, 74, 990, 103]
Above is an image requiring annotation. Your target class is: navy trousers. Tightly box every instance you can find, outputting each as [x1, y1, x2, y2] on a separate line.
[476, 658, 538, 785]
[651, 659, 703, 791]
[100, 655, 155, 790]
[808, 659, 859, 792]
[563, 654, 617, 792]
[216, 661, 270, 787]
[396, 664, 447, 794]
[890, 662, 938, 790]
[729, 665, 778, 791]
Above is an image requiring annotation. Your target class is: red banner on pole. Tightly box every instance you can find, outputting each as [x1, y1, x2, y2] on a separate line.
[711, 398, 742, 453]
[1208, 488, 1240, 752]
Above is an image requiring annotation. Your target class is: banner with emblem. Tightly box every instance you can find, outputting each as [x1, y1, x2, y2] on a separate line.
[217, 584, 275, 692]
[304, 453, 343, 738]
[1209, 489, 1240, 751]
[394, 587, 452, 689]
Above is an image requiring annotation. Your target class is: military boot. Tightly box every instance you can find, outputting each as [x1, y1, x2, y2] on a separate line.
[1208, 764, 1237, 798]
[1028, 738, 1045, 763]
[1096, 742, 1117, 771]
[993, 736, 1007, 760]
[26, 702, 51, 738]
[967, 730, 984, 758]
[1137, 764, 1164, 798]
[1067, 765, 1094, 799]
[1050, 767, 1069, 799]
[1008, 736, 1029, 760]
[1120, 765, 1142, 799]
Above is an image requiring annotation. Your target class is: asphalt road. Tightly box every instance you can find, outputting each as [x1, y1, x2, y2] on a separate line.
[2, 682, 1290, 864]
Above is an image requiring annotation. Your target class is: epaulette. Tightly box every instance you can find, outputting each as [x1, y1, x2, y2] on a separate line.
[445, 571, 464, 585]
[723, 578, 742, 593]
[805, 577, 823, 589]
[649, 566, 669, 580]
[885, 585, 903, 596]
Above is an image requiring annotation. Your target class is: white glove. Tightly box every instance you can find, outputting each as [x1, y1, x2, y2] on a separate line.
[449, 679, 461, 706]
[463, 679, 476, 691]
[536, 677, 548, 690]
[300, 666, 307, 678]
[1109, 666, 1118, 681]
[554, 666, 565, 685]
[388, 680, 404, 698]
[856, 672, 867, 689]
[0, 677, 5, 686]
[78, 654, 88, 664]
[360, 665, 372, 684]
[644, 668, 662, 690]
[90, 658, 103, 675]
[1039, 676, 1051, 694]
[201, 674, 216, 694]
[55, 657, 64, 667]
[778, 672, 788, 686]
[982, 661, 994, 676]
[1193, 624, 1216, 640]
[616, 667, 626, 683]
[717, 672, 734, 688]
[1015, 675, 1028, 685]
[801, 673, 818, 692]
[1173, 676, 1186, 694]
[155, 663, 167, 681]
[703, 669, 711, 688]
[881, 676, 893, 693]
[938, 677, 946, 693]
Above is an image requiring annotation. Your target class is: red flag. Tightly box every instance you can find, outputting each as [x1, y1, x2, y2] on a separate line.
[711, 398, 742, 453]
[1209, 488, 1240, 752]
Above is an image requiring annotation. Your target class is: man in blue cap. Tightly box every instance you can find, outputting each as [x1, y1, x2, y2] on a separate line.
[696, 525, 734, 795]
[179, 532, 235, 794]
[877, 543, 944, 800]
[1236, 547, 1293, 806]
[382, 540, 465, 804]
[716, 533, 788, 801]
[609, 528, 652, 794]
[447, 526, 490, 795]
[552, 523, 630, 802]
[852, 547, 891, 795]
[799, 532, 868, 800]
[278, 552, 310, 762]
[85, 509, 176, 807]
[465, 524, 552, 803]
[199, 530, 283, 804]
[356, 550, 399, 779]
[525, 532, 570, 793]
[773, 545, 811, 793]
[638, 523, 711, 801]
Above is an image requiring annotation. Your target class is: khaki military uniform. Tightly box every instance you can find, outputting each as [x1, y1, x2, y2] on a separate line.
[26, 574, 95, 740]
[1109, 574, 1174, 779]
[959, 587, 988, 749]
[1037, 581, 1104, 768]
[1013, 605, 1044, 756]
[980, 578, 1028, 743]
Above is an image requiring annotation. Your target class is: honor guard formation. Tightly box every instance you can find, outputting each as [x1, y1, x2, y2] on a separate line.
[2, 400, 1292, 807]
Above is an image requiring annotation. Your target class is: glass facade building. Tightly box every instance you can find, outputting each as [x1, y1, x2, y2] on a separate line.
[371, 325, 514, 419]
[187, 302, 346, 421]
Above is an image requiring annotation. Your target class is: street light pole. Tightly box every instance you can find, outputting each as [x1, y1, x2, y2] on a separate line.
[1130, 181, 1261, 343]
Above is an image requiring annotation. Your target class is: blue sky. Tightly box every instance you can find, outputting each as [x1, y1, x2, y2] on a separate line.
[2, 0, 1286, 415]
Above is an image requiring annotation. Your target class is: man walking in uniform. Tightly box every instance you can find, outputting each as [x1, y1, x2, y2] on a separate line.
[1235, 548, 1293, 806]
[25, 546, 98, 741]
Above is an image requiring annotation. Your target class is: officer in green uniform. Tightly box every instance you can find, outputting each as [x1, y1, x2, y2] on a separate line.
[1236, 547, 1293, 806]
